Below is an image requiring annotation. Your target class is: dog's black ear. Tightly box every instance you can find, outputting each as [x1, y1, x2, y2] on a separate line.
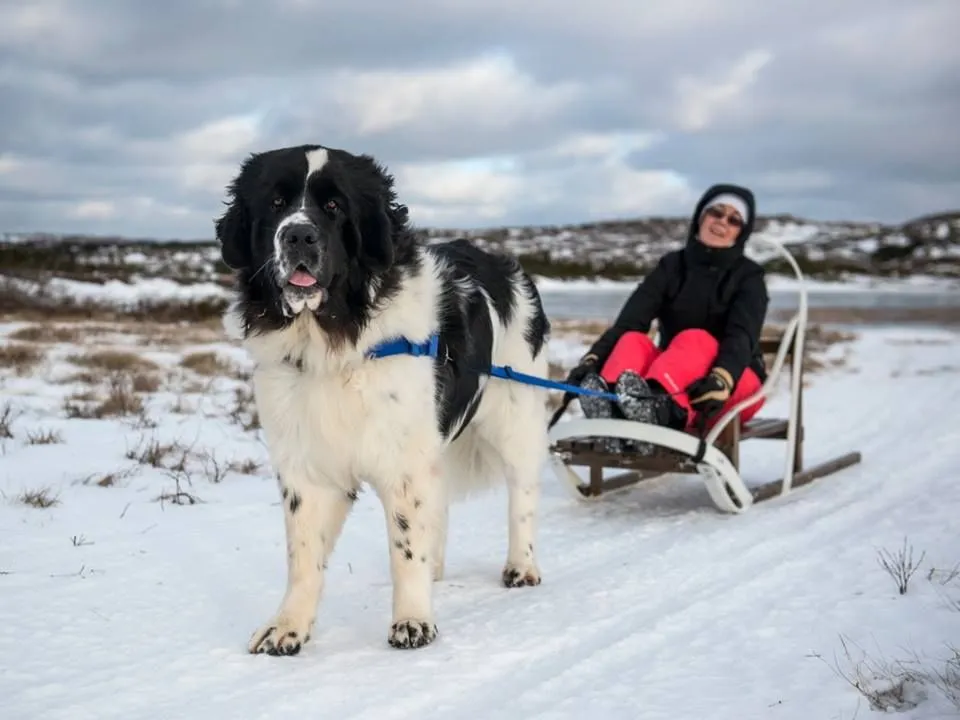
[353, 198, 395, 271]
[215, 195, 252, 270]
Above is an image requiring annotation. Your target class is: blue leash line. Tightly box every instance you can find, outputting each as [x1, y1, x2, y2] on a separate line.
[487, 365, 620, 401]
[365, 332, 621, 402]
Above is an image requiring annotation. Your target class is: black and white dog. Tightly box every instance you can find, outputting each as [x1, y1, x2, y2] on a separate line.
[216, 144, 551, 654]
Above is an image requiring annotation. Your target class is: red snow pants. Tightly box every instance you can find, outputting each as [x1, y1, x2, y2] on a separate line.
[599, 329, 765, 430]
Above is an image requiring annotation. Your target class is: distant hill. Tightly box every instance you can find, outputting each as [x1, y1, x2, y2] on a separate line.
[2, 209, 959, 286]
[421, 209, 960, 281]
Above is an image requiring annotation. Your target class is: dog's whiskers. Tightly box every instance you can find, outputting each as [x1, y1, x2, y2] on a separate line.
[250, 257, 276, 282]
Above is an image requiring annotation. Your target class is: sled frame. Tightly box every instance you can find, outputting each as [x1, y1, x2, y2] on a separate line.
[546, 236, 863, 514]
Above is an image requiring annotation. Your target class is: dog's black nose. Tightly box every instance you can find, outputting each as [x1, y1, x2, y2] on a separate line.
[281, 223, 317, 246]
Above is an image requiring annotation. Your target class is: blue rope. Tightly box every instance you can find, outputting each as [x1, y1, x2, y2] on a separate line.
[366, 333, 620, 402]
[488, 365, 621, 401]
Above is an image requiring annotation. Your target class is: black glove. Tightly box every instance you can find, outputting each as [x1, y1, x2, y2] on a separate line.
[686, 367, 734, 419]
[564, 353, 599, 386]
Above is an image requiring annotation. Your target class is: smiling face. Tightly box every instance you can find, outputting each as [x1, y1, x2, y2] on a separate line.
[697, 203, 744, 248]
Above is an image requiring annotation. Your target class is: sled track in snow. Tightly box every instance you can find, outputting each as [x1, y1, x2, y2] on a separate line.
[349, 384, 949, 719]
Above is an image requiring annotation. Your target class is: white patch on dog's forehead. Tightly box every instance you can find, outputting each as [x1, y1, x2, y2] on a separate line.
[273, 147, 330, 282]
[305, 148, 329, 180]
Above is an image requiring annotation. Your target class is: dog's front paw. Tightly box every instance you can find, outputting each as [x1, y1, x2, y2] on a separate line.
[248, 615, 313, 656]
[502, 562, 542, 588]
[388, 619, 438, 649]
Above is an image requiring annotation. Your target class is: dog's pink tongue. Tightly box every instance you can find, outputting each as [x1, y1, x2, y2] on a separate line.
[289, 269, 317, 287]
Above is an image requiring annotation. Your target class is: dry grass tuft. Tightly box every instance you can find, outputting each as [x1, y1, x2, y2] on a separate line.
[77, 466, 137, 488]
[130, 371, 162, 393]
[0, 343, 44, 375]
[230, 458, 262, 475]
[18, 487, 60, 508]
[55, 370, 101, 386]
[8, 324, 86, 344]
[125, 435, 191, 469]
[62, 374, 145, 419]
[25, 428, 64, 445]
[66, 349, 159, 374]
[180, 350, 232, 377]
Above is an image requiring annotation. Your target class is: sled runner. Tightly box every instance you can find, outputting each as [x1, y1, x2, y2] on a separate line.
[545, 236, 863, 514]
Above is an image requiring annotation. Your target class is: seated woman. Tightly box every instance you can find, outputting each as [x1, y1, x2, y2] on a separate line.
[565, 183, 770, 449]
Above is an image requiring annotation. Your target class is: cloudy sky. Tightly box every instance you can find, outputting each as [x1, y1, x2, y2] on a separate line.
[1, 0, 958, 239]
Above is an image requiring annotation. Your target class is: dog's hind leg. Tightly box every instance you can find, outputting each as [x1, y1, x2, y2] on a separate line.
[248, 478, 354, 656]
[495, 388, 548, 588]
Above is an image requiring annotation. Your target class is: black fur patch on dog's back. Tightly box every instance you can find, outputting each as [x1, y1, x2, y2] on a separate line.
[427, 240, 550, 441]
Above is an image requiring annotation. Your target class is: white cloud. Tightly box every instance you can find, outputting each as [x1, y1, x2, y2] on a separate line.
[398, 131, 695, 228]
[550, 131, 664, 161]
[68, 200, 116, 220]
[328, 53, 583, 136]
[673, 49, 774, 131]
[169, 114, 264, 191]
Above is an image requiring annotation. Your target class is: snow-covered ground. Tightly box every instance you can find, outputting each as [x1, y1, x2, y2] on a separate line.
[1, 318, 959, 719]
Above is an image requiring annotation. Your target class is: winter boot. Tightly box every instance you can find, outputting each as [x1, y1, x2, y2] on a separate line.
[577, 372, 623, 453]
[613, 370, 665, 455]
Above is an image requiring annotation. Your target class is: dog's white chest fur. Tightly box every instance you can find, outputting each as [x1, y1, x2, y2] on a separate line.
[248, 320, 439, 495]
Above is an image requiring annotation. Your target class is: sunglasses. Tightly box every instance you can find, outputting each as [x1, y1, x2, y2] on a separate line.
[704, 206, 743, 227]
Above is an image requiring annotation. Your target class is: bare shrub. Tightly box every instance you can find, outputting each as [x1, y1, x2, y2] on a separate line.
[155, 469, 203, 506]
[198, 449, 228, 483]
[0, 402, 18, 438]
[927, 646, 960, 710]
[877, 537, 926, 595]
[194, 450, 261, 482]
[812, 636, 927, 713]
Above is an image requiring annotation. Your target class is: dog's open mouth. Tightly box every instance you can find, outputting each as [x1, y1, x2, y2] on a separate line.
[283, 266, 327, 312]
[288, 268, 318, 288]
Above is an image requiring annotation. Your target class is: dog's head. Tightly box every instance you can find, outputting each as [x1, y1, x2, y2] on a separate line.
[215, 144, 407, 316]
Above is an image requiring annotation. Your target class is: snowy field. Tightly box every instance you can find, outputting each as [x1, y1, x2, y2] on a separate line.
[1, 312, 959, 719]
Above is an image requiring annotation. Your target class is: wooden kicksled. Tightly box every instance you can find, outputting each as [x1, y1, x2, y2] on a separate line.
[547, 237, 863, 514]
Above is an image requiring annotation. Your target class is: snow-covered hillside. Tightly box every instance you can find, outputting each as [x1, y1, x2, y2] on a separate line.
[429, 210, 960, 281]
[3, 209, 959, 287]
[1, 316, 958, 719]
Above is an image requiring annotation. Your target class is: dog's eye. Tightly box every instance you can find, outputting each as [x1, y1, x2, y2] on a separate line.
[271, 197, 285, 211]
[324, 199, 341, 213]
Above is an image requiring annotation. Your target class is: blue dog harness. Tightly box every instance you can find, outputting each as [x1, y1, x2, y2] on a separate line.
[366, 332, 620, 402]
